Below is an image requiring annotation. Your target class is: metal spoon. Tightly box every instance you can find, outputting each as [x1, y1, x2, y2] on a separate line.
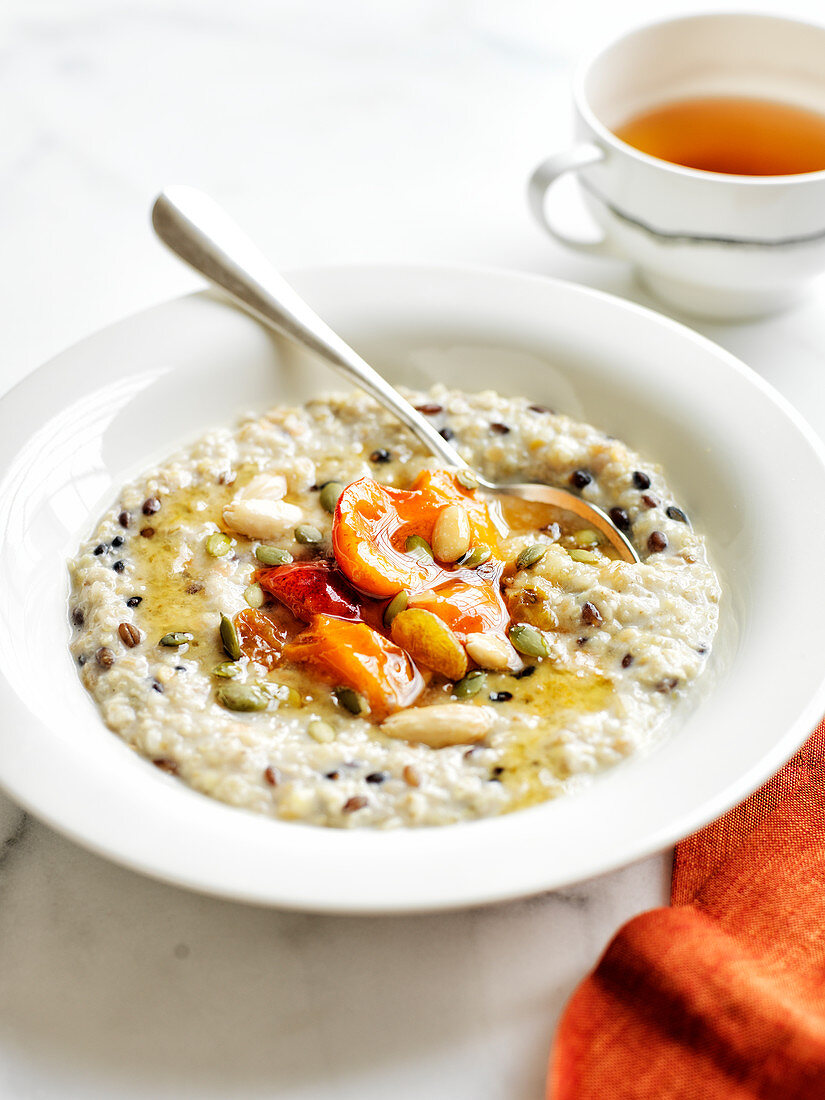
[151, 187, 639, 563]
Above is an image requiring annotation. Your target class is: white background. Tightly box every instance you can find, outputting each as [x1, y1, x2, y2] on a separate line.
[3, 1, 825, 1097]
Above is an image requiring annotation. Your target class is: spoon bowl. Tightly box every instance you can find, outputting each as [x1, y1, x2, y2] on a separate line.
[151, 187, 640, 563]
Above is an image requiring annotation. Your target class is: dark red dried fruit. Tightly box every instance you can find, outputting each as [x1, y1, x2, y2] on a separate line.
[415, 403, 443, 416]
[569, 469, 592, 490]
[490, 422, 510, 435]
[641, 494, 659, 509]
[581, 601, 603, 626]
[609, 507, 631, 532]
[140, 526, 155, 538]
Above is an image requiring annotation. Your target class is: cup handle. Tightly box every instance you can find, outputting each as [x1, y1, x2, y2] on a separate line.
[527, 143, 614, 257]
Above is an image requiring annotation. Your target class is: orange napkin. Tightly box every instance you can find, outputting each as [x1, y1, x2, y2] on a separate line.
[548, 719, 825, 1099]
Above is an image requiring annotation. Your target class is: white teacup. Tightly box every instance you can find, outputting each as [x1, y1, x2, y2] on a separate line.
[528, 13, 825, 318]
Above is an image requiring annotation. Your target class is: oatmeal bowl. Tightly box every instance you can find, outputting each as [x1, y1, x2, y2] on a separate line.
[1, 265, 825, 911]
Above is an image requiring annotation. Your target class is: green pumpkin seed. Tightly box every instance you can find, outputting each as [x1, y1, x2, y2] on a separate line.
[334, 687, 368, 715]
[458, 545, 492, 568]
[456, 469, 480, 490]
[453, 670, 486, 698]
[509, 623, 550, 658]
[295, 524, 324, 545]
[573, 528, 601, 548]
[567, 548, 600, 564]
[255, 544, 293, 566]
[319, 481, 345, 514]
[516, 543, 548, 570]
[384, 590, 408, 627]
[405, 534, 433, 560]
[215, 681, 269, 712]
[213, 661, 241, 678]
[205, 531, 232, 557]
[220, 613, 241, 661]
[244, 583, 264, 609]
[159, 631, 193, 647]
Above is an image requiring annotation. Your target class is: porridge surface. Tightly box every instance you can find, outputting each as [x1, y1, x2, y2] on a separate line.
[69, 386, 721, 828]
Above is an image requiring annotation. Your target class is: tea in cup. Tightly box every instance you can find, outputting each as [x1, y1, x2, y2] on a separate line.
[528, 13, 825, 318]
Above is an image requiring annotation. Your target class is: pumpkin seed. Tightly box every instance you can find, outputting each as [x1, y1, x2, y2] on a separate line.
[567, 547, 600, 564]
[213, 661, 241, 678]
[509, 623, 550, 658]
[255, 544, 293, 566]
[159, 631, 193, 647]
[573, 528, 601, 547]
[269, 682, 302, 707]
[295, 524, 323, 544]
[334, 687, 368, 715]
[244, 583, 264, 609]
[456, 469, 480, 490]
[319, 481, 344, 513]
[215, 681, 269, 712]
[453, 670, 486, 698]
[220, 613, 241, 660]
[384, 590, 408, 627]
[308, 719, 335, 743]
[516, 543, 548, 570]
[458, 545, 492, 568]
[405, 534, 433, 560]
[205, 531, 232, 557]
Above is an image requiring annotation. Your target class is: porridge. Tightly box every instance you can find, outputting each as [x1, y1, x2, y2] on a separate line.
[69, 386, 721, 828]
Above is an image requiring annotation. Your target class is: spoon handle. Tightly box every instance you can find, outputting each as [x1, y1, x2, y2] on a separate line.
[151, 187, 467, 471]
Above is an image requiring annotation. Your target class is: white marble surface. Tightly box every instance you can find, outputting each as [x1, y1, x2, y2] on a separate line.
[3, 1, 825, 1097]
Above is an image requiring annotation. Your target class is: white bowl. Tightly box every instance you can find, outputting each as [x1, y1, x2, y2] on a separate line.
[1, 265, 824, 914]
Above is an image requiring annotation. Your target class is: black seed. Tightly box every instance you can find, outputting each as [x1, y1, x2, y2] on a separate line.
[697, 646, 708, 655]
[491, 766, 505, 776]
[365, 771, 388, 784]
[632, 471, 651, 490]
[655, 677, 679, 694]
[93, 544, 107, 556]
[621, 653, 634, 669]
[126, 596, 142, 608]
[513, 664, 536, 679]
[324, 771, 340, 781]
[647, 531, 668, 554]
[581, 601, 603, 626]
[370, 448, 392, 464]
[577, 637, 589, 647]
[175, 665, 186, 672]
[528, 404, 554, 414]
[112, 560, 125, 573]
[111, 535, 124, 548]
[416, 403, 443, 415]
[439, 427, 454, 441]
[609, 507, 631, 532]
[77, 654, 87, 666]
[142, 496, 161, 516]
[569, 469, 591, 490]
[153, 757, 178, 774]
[489, 691, 513, 702]
[118, 511, 131, 528]
[152, 680, 164, 693]
[71, 607, 85, 627]
[641, 494, 659, 509]
[666, 505, 688, 523]
[490, 422, 510, 435]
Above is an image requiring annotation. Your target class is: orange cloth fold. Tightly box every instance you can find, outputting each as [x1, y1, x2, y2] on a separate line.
[548, 721, 825, 1099]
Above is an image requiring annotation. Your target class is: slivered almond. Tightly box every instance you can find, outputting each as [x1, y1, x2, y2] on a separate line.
[382, 704, 493, 747]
